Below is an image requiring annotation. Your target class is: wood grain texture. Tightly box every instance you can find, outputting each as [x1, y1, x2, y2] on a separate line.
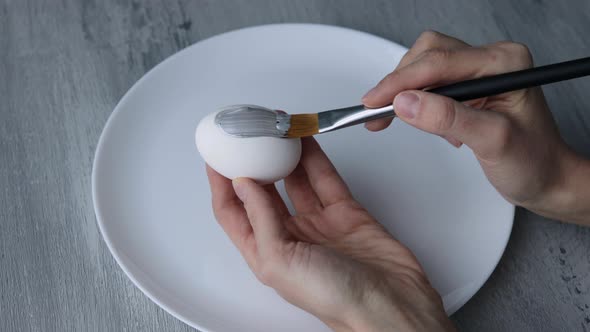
[1, 0, 589, 331]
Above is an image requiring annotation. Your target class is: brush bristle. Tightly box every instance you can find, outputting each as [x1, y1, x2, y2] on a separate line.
[286, 114, 319, 138]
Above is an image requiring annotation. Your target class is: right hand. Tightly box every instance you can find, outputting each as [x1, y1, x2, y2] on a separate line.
[362, 31, 589, 223]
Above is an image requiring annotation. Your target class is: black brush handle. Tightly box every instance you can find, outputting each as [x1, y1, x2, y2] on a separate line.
[428, 56, 590, 101]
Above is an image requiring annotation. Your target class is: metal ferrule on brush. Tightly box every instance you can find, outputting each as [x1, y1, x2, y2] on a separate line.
[215, 103, 397, 138]
[317, 104, 395, 133]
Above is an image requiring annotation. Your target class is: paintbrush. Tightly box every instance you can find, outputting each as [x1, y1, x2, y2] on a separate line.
[215, 56, 590, 138]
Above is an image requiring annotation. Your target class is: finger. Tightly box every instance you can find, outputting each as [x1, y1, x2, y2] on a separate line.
[393, 91, 512, 160]
[364, 31, 470, 132]
[232, 178, 289, 253]
[262, 183, 290, 218]
[363, 117, 395, 132]
[206, 166, 257, 265]
[398, 30, 470, 68]
[363, 45, 530, 109]
[284, 163, 323, 214]
[206, 165, 239, 211]
[442, 135, 463, 148]
[299, 137, 353, 206]
[283, 217, 313, 243]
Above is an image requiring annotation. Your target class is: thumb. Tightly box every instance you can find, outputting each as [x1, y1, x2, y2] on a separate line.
[393, 90, 512, 159]
[232, 178, 287, 251]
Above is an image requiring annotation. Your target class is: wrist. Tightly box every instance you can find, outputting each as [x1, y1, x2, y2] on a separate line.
[332, 279, 455, 332]
[530, 150, 590, 224]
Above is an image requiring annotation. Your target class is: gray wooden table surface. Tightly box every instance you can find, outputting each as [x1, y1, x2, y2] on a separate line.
[2, 1, 590, 331]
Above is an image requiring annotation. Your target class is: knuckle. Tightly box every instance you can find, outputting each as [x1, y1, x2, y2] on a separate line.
[211, 199, 228, 220]
[506, 42, 533, 68]
[244, 205, 259, 222]
[212, 207, 222, 221]
[507, 42, 532, 57]
[421, 48, 453, 69]
[490, 40, 513, 49]
[398, 50, 415, 66]
[416, 30, 443, 48]
[395, 269, 430, 292]
[491, 116, 512, 151]
[256, 259, 278, 286]
[491, 41, 533, 69]
[366, 118, 392, 131]
[431, 97, 457, 133]
[378, 70, 399, 87]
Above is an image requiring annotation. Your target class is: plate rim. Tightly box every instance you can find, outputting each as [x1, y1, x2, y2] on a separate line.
[91, 23, 514, 331]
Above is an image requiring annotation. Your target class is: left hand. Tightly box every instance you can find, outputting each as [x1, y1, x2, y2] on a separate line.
[206, 137, 454, 332]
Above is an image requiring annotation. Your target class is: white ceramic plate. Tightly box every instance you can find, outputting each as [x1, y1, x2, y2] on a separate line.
[92, 24, 514, 331]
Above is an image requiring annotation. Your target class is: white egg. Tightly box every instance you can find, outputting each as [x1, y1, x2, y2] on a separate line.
[195, 111, 301, 184]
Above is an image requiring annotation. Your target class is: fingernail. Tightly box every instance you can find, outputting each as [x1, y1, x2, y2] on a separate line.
[362, 87, 377, 102]
[232, 179, 246, 201]
[394, 92, 420, 119]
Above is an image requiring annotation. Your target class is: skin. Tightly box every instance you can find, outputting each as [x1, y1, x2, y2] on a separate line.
[364, 31, 590, 225]
[206, 31, 590, 331]
[207, 138, 454, 331]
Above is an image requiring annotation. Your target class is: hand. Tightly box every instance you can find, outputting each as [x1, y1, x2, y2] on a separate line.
[206, 137, 455, 332]
[363, 30, 590, 224]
